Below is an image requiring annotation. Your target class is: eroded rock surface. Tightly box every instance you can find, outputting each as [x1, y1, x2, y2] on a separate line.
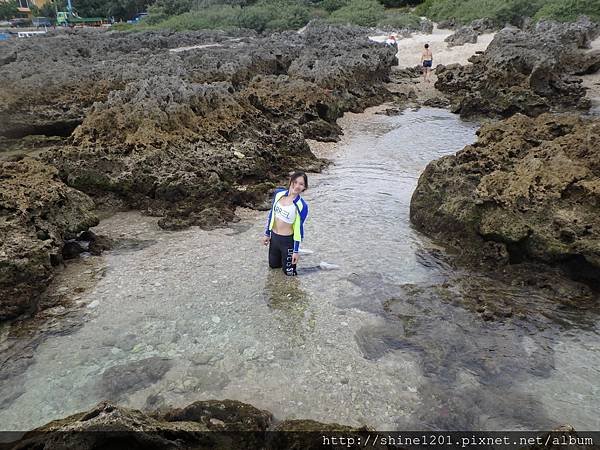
[8, 398, 582, 450]
[445, 26, 479, 47]
[11, 400, 374, 450]
[0, 29, 256, 139]
[410, 113, 600, 286]
[0, 23, 397, 320]
[1, 23, 396, 230]
[0, 158, 98, 320]
[436, 17, 600, 117]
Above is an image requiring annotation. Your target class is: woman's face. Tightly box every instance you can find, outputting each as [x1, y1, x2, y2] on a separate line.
[289, 176, 306, 195]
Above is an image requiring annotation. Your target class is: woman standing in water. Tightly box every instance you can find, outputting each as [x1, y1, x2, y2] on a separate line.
[261, 172, 309, 276]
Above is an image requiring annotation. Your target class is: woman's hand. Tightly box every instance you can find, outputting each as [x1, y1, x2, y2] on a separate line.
[292, 253, 299, 265]
[261, 236, 270, 246]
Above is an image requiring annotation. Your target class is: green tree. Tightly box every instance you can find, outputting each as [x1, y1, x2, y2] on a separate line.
[66, 0, 153, 19]
[0, 0, 18, 19]
[319, 0, 349, 12]
[150, 0, 194, 16]
[40, 0, 63, 18]
[238, 0, 311, 31]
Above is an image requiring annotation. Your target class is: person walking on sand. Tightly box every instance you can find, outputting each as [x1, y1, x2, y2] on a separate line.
[421, 43, 433, 83]
[261, 172, 309, 276]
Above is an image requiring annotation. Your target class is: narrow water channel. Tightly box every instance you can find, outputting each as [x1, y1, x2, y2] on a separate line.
[1, 107, 599, 431]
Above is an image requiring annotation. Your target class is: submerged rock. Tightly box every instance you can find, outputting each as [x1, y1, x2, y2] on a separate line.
[0, 158, 98, 321]
[62, 241, 84, 260]
[436, 17, 600, 117]
[79, 230, 113, 255]
[98, 357, 172, 402]
[410, 113, 600, 287]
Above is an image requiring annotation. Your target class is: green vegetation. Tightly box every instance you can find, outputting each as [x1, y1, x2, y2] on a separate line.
[0, 0, 17, 20]
[534, 0, 600, 22]
[378, 0, 422, 6]
[319, 0, 350, 13]
[327, 0, 385, 26]
[378, 10, 421, 28]
[126, 0, 391, 31]
[118, 0, 314, 31]
[44, 0, 596, 31]
[148, 5, 239, 30]
[237, 0, 312, 31]
[39, 2, 58, 18]
[414, 0, 599, 25]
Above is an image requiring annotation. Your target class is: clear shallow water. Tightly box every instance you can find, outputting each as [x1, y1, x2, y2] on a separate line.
[1, 107, 599, 431]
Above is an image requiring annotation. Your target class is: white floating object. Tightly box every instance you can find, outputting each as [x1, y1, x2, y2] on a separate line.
[319, 261, 339, 270]
[298, 248, 314, 255]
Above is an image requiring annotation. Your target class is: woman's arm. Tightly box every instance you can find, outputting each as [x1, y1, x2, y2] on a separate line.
[264, 207, 273, 237]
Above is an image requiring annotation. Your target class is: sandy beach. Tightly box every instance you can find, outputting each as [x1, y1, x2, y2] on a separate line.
[371, 25, 495, 69]
[370, 25, 495, 102]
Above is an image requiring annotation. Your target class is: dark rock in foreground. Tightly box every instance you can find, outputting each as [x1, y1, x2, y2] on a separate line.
[0, 158, 98, 320]
[436, 17, 600, 117]
[410, 113, 600, 286]
[7, 399, 586, 450]
[10, 400, 376, 450]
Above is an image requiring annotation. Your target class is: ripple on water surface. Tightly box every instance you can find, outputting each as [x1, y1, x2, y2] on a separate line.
[1, 108, 599, 431]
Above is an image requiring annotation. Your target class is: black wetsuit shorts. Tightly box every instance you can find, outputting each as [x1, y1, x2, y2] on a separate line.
[268, 232, 297, 276]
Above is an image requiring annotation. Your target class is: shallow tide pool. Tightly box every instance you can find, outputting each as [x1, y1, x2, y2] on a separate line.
[1, 107, 599, 431]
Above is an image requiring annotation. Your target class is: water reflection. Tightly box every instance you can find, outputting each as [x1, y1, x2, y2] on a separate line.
[263, 271, 315, 344]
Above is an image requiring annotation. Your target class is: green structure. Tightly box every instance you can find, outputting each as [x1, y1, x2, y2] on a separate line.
[56, 0, 105, 26]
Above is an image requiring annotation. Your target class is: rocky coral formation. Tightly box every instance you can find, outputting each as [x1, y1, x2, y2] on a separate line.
[0, 158, 98, 320]
[437, 19, 457, 30]
[0, 24, 394, 141]
[444, 18, 496, 47]
[8, 399, 585, 450]
[444, 26, 479, 47]
[410, 113, 600, 287]
[11, 400, 374, 450]
[0, 29, 257, 139]
[377, 17, 433, 37]
[0, 23, 397, 320]
[436, 17, 600, 117]
[31, 23, 396, 229]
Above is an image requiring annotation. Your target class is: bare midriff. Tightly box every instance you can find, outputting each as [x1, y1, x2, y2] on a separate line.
[272, 196, 294, 236]
[273, 218, 293, 236]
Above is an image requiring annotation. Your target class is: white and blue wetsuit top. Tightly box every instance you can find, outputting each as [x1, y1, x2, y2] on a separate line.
[264, 188, 309, 253]
[274, 200, 296, 224]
